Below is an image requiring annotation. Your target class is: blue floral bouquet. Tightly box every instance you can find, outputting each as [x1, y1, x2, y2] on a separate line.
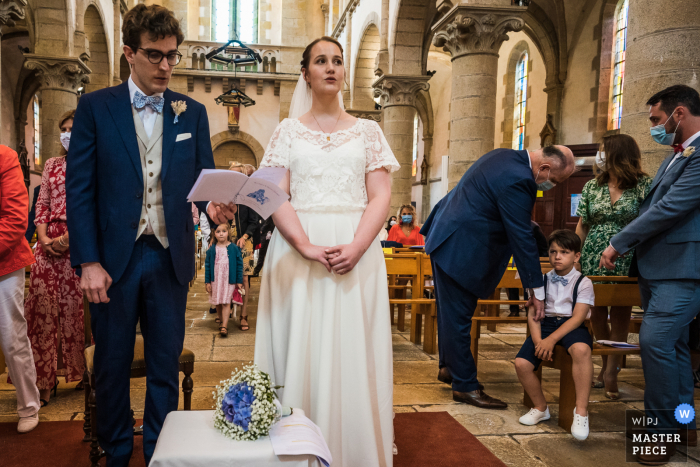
[213, 363, 288, 441]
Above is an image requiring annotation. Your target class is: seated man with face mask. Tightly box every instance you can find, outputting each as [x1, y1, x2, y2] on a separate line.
[420, 144, 576, 409]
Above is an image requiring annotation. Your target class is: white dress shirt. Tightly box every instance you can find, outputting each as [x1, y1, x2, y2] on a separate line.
[128, 76, 163, 139]
[526, 150, 546, 301]
[665, 129, 700, 173]
[544, 268, 595, 318]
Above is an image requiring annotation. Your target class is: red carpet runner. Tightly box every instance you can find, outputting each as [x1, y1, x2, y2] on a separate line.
[1, 411, 505, 466]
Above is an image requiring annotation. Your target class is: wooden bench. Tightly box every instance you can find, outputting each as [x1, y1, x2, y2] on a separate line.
[385, 254, 437, 353]
[523, 277, 642, 433]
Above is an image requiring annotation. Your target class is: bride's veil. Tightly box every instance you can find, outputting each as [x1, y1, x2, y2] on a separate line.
[288, 74, 345, 119]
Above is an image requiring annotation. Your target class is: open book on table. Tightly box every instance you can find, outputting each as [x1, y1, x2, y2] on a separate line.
[269, 411, 332, 467]
[187, 167, 289, 219]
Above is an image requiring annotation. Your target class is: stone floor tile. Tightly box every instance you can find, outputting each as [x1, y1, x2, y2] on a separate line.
[513, 432, 629, 466]
[393, 361, 440, 384]
[183, 333, 215, 362]
[491, 334, 527, 346]
[393, 384, 453, 406]
[414, 403, 561, 435]
[477, 360, 522, 383]
[476, 435, 547, 467]
[211, 345, 255, 362]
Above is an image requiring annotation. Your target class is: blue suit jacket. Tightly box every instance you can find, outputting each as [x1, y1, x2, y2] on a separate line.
[66, 81, 214, 285]
[420, 149, 544, 298]
[611, 134, 700, 280]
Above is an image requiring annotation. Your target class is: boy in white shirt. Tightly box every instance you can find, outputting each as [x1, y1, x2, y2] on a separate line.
[515, 229, 595, 440]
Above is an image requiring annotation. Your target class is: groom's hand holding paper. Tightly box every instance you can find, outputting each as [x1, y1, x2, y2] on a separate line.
[189, 167, 289, 219]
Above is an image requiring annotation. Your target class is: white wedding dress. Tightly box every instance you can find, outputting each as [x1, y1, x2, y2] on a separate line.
[254, 117, 399, 467]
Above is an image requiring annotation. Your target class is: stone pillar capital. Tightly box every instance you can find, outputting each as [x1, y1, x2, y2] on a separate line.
[0, 0, 28, 31]
[23, 55, 92, 93]
[372, 74, 430, 108]
[431, 5, 526, 60]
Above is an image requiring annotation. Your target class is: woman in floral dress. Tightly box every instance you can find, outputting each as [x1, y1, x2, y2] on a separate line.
[575, 134, 652, 399]
[19, 110, 85, 405]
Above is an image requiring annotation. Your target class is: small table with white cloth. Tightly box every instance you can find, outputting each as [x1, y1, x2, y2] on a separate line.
[150, 410, 321, 467]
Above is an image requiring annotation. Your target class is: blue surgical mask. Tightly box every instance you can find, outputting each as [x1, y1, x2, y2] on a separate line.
[595, 151, 606, 169]
[401, 215, 413, 224]
[650, 112, 680, 146]
[535, 167, 556, 192]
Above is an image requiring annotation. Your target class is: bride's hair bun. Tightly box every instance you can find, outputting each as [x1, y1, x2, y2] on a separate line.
[300, 36, 345, 72]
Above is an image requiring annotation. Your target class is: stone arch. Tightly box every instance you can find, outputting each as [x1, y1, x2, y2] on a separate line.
[352, 22, 380, 111]
[389, 0, 435, 75]
[83, 4, 110, 92]
[210, 130, 265, 167]
[501, 41, 531, 150]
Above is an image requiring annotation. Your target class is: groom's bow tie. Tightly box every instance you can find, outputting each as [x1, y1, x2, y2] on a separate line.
[551, 275, 569, 286]
[133, 91, 164, 113]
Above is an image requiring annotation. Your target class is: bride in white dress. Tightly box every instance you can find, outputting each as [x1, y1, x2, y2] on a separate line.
[254, 37, 398, 467]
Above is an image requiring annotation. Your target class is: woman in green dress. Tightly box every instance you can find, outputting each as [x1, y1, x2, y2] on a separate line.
[575, 134, 652, 399]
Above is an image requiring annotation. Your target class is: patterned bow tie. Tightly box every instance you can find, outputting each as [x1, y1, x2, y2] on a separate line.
[133, 91, 164, 113]
[551, 275, 569, 286]
[672, 144, 684, 154]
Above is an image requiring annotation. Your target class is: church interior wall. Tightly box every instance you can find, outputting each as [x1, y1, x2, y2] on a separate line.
[424, 50, 451, 206]
[494, 31, 547, 152]
[559, 0, 603, 145]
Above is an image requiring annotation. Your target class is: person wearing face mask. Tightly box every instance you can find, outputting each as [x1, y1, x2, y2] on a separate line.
[575, 134, 651, 399]
[387, 205, 424, 246]
[420, 144, 576, 409]
[600, 85, 700, 464]
[11, 109, 86, 407]
[378, 216, 396, 242]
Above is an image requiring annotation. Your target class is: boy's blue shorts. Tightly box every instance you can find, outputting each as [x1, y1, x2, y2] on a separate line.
[516, 316, 592, 371]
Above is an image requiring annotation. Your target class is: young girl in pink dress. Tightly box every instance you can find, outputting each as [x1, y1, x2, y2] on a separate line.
[205, 223, 243, 336]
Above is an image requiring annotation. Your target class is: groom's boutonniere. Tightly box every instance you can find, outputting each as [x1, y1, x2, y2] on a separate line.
[171, 100, 187, 124]
[682, 146, 696, 158]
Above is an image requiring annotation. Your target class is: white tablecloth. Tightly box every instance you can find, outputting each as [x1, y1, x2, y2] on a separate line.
[150, 410, 320, 467]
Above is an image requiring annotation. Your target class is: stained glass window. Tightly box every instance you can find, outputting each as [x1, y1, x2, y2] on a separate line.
[33, 94, 40, 166]
[513, 51, 528, 150]
[212, 0, 258, 44]
[412, 112, 419, 177]
[610, 0, 629, 130]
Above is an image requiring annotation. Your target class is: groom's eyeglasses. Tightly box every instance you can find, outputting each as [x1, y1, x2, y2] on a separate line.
[138, 48, 183, 66]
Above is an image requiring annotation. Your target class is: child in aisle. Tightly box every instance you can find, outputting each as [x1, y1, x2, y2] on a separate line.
[514, 229, 595, 440]
[205, 223, 243, 337]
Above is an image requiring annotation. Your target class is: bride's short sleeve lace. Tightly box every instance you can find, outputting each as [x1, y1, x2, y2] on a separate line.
[260, 119, 292, 168]
[363, 121, 400, 174]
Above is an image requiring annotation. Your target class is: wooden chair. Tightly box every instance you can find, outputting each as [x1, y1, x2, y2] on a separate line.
[82, 297, 195, 466]
[385, 254, 437, 353]
[523, 277, 642, 433]
[385, 251, 419, 331]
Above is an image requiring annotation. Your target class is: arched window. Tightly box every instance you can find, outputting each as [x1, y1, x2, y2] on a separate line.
[212, 0, 258, 43]
[412, 112, 419, 177]
[610, 0, 629, 130]
[33, 94, 41, 166]
[513, 51, 528, 150]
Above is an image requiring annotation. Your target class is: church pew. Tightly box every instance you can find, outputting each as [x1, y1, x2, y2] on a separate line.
[523, 278, 642, 433]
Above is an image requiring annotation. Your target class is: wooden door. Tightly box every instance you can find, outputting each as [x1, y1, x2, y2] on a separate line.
[532, 144, 596, 237]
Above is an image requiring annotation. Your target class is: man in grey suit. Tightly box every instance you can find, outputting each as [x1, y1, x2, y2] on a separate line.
[601, 85, 700, 464]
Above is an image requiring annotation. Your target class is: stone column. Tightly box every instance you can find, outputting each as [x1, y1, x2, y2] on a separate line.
[113, 0, 126, 85]
[23, 55, 91, 167]
[373, 75, 430, 214]
[622, 0, 700, 173]
[420, 136, 433, 221]
[432, 5, 525, 189]
[0, 0, 28, 136]
[321, 3, 329, 36]
[342, 6, 354, 107]
[374, 0, 389, 76]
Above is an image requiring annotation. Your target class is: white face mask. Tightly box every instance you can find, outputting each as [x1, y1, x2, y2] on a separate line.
[389, 220, 397, 226]
[595, 151, 606, 169]
[60, 132, 71, 151]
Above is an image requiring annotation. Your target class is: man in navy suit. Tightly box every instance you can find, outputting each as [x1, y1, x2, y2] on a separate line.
[600, 85, 700, 464]
[66, 5, 234, 466]
[421, 145, 575, 409]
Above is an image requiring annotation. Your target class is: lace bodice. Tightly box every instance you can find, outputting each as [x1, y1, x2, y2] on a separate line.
[260, 118, 399, 212]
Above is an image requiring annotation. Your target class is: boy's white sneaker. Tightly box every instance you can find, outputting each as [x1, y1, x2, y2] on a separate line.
[519, 407, 550, 426]
[17, 413, 39, 433]
[571, 408, 589, 440]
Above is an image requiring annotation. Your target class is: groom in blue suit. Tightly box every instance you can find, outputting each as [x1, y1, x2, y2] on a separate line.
[421, 145, 575, 408]
[66, 5, 234, 466]
[600, 85, 700, 464]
